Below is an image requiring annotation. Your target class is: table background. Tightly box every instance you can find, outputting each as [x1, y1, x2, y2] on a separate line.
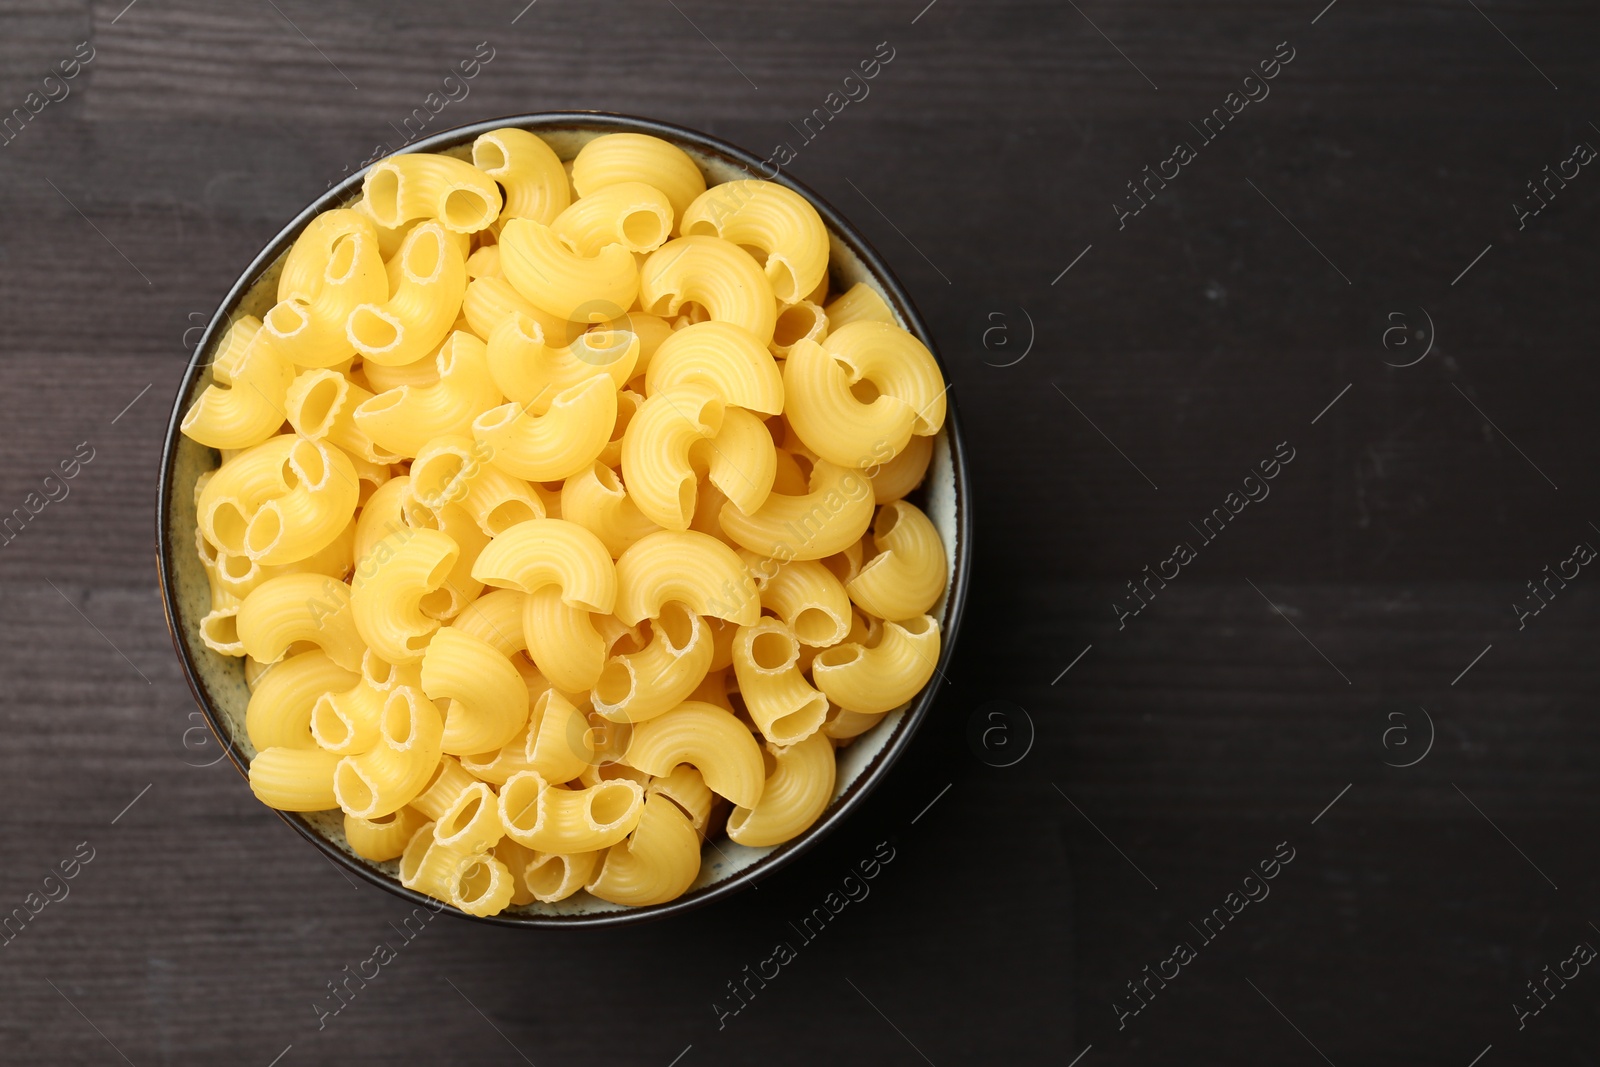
[3, 1, 1598, 1063]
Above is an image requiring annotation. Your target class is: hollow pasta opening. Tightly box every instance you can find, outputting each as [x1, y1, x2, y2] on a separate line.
[898, 615, 935, 637]
[749, 629, 795, 671]
[201, 610, 240, 648]
[471, 137, 508, 174]
[454, 858, 496, 904]
[773, 302, 819, 347]
[485, 500, 536, 534]
[501, 775, 543, 833]
[365, 167, 401, 225]
[382, 694, 418, 746]
[334, 761, 377, 818]
[211, 501, 249, 551]
[771, 698, 827, 743]
[767, 258, 799, 303]
[244, 507, 282, 557]
[327, 234, 359, 283]
[656, 602, 696, 654]
[397, 822, 433, 884]
[587, 782, 636, 828]
[311, 696, 352, 748]
[403, 226, 444, 282]
[438, 790, 484, 839]
[620, 207, 667, 250]
[593, 660, 634, 707]
[815, 644, 861, 669]
[525, 855, 568, 898]
[442, 187, 494, 232]
[265, 299, 309, 338]
[849, 378, 881, 404]
[792, 607, 841, 645]
[348, 307, 402, 353]
[295, 376, 343, 436]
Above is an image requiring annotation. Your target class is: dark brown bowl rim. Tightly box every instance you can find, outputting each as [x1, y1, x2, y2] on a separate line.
[155, 110, 972, 928]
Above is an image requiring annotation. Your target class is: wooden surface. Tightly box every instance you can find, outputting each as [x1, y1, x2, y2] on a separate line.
[3, 1, 1599, 1063]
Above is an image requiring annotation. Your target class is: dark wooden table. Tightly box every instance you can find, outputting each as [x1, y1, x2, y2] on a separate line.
[3, 1, 1597, 1063]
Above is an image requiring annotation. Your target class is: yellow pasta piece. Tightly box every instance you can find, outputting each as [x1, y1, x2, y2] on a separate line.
[264, 228, 387, 369]
[812, 615, 941, 714]
[571, 133, 707, 226]
[279, 208, 380, 302]
[472, 127, 570, 225]
[732, 618, 829, 745]
[591, 600, 714, 724]
[846, 500, 948, 621]
[624, 699, 764, 808]
[613, 530, 760, 627]
[347, 221, 467, 367]
[870, 431, 932, 503]
[748, 554, 852, 646]
[333, 684, 445, 818]
[285, 368, 400, 465]
[525, 848, 602, 903]
[471, 375, 618, 482]
[354, 332, 502, 459]
[499, 217, 640, 323]
[559, 462, 660, 559]
[646, 321, 784, 416]
[344, 806, 429, 861]
[694, 406, 776, 517]
[553, 181, 674, 255]
[485, 311, 638, 407]
[823, 281, 895, 328]
[499, 771, 644, 854]
[681, 180, 828, 304]
[470, 517, 616, 611]
[770, 299, 828, 358]
[586, 793, 701, 907]
[237, 572, 367, 671]
[350, 527, 459, 664]
[639, 236, 776, 345]
[718, 458, 874, 562]
[248, 746, 341, 811]
[621, 383, 723, 530]
[726, 731, 835, 846]
[361, 151, 503, 233]
[180, 317, 296, 451]
[422, 627, 530, 755]
[462, 274, 585, 349]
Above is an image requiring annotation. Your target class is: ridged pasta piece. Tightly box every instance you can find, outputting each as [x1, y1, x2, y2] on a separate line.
[646, 321, 784, 416]
[553, 181, 674, 255]
[586, 793, 701, 906]
[639, 236, 776, 345]
[422, 627, 530, 755]
[770, 299, 828, 358]
[461, 275, 585, 349]
[718, 459, 875, 562]
[499, 217, 640, 323]
[471, 375, 618, 482]
[681, 180, 828, 305]
[499, 771, 645, 854]
[693, 406, 776, 516]
[624, 699, 764, 808]
[621, 383, 723, 530]
[646, 763, 714, 833]
[333, 685, 445, 818]
[242, 439, 360, 567]
[470, 517, 617, 611]
[447, 851, 517, 916]
[732, 618, 829, 745]
[524, 848, 602, 903]
[460, 688, 593, 786]
[347, 222, 467, 367]
[278, 208, 380, 302]
[747, 554, 852, 646]
[309, 677, 387, 755]
[591, 601, 714, 724]
[472, 127, 570, 225]
[613, 530, 760, 627]
[354, 332, 503, 458]
[485, 311, 639, 407]
[571, 133, 707, 227]
[433, 781, 506, 854]
[450, 588, 527, 657]
[823, 281, 895, 328]
[846, 500, 948, 621]
[726, 731, 836, 846]
[466, 244, 501, 280]
[180, 317, 296, 450]
[812, 614, 941, 714]
[344, 806, 429, 861]
[781, 337, 917, 469]
[494, 838, 540, 906]
[249, 746, 341, 811]
[285, 368, 400, 465]
[522, 585, 608, 693]
[361, 152, 503, 233]
[237, 573, 367, 671]
[870, 431, 932, 503]
[350, 527, 459, 663]
[402, 497, 489, 623]
[823, 704, 884, 741]
[609, 311, 673, 378]
[559, 462, 660, 559]
[264, 229, 387, 369]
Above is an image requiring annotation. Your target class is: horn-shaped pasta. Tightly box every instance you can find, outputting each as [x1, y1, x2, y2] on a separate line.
[248, 746, 342, 811]
[824, 281, 895, 328]
[681, 180, 828, 305]
[447, 851, 517, 916]
[614, 530, 760, 627]
[846, 500, 948, 621]
[559, 462, 659, 558]
[639, 236, 777, 344]
[278, 208, 380, 302]
[608, 311, 673, 378]
[180, 317, 296, 450]
[471, 375, 618, 482]
[350, 527, 460, 663]
[524, 848, 602, 903]
[553, 181, 675, 255]
[499, 217, 640, 323]
[401, 494, 490, 623]
[586, 793, 702, 907]
[870, 431, 932, 503]
[450, 588, 527, 657]
[347, 222, 467, 367]
[432, 779, 506, 853]
[823, 320, 945, 436]
[423, 627, 530, 755]
[263, 230, 387, 368]
[285, 369, 400, 465]
[824, 706, 884, 741]
[309, 676, 388, 755]
[522, 585, 608, 693]
[361, 152, 503, 233]
[245, 649, 358, 751]
[243, 439, 360, 566]
[749, 555, 851, 646]
[621, 383, 723, 530]
[460, 688, 594, 786]
[726, 731, 836, 847]
[398, 822, 515, 916]
[781, 337, 918, 469]
[645, 763, 714, 832]
[462, 274, 585, 349]
[625, 700, 764, 809]
[471, 128, 570, 225]
[333, 685, 445, 818]
[486, 311, 639, 406]
[718, 459, 875, 561]
[196, 435, 296, 552]
[646, 321, 784, 416]
[770, 299, 829, 359]
[343, 806, 428, 861]
[237, 573, 367, 671]
[591, 601, 714, 723]
[499, 771, 645, 854]
[354, 332, 503, 458]
[470, 517, 617, 612]
[812, 614, 942, 714]
[694, 406, 776, 516]
[732, 618, 829, 745]
[571, 133, 707, 226]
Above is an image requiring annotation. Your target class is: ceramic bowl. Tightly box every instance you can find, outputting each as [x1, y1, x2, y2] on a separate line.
[156, 112, 971, 926]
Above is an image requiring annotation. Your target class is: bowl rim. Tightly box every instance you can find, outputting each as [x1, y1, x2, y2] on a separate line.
[155, 110, 972, 928]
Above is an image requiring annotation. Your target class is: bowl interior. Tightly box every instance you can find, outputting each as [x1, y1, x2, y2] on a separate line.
[160, 114, 968, 925]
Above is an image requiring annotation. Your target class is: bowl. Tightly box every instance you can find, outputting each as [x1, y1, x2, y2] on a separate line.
[156, 112, 971, 926]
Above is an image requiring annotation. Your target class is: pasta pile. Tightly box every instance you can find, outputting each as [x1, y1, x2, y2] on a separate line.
[182, 128, 949, 913]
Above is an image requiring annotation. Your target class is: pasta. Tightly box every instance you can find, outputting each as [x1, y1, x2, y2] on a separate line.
[181, 126, 951, 915]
